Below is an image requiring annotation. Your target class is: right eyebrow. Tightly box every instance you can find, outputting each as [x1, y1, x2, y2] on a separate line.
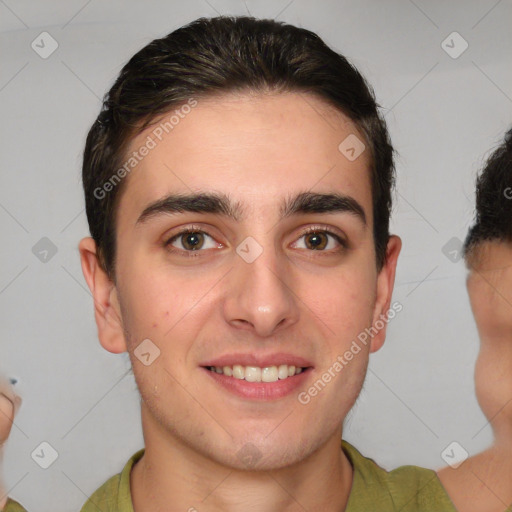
[136, 192, 245, 224]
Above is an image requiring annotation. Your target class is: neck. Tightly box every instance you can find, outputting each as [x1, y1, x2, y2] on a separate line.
[131, 404, 353, 512]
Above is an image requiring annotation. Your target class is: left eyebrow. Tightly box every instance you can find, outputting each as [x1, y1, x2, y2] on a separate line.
[281, 191, 367, 225]
[136, 191, 367, 225]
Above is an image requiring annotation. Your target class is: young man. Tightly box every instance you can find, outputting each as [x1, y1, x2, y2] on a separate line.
[1, 15, 460, 511]
[75, 16, 458, 511]
[437, 129, 512, 511]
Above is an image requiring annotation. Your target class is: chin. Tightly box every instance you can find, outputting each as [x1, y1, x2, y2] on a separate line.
[220, 444, 309, 472]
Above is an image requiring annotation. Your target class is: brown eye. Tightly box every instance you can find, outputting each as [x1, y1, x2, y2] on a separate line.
[305, 232, 328, 250]
[164, 229, 221, 255]
[180, 232, 204, 250]
[292, 228, 346, 252]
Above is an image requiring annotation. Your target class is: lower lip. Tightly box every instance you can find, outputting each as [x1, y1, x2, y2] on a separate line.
[201, 367, 313, 401]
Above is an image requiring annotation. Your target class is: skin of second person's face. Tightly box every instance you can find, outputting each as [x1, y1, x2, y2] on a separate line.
[467, 241, 512, 429]
[0, 378, 19, 445]
[467, 241, 512, 340]
[79, 91, 401, 473]
[0, 395, 14, 445]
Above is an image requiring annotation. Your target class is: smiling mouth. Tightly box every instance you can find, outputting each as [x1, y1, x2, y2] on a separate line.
[204, 364, 308, 382]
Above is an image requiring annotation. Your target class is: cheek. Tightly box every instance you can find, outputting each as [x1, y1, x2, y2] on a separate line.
[117, 258, 195, 334]
[469, 283, 498, 322]
[302, 262, 376, 334]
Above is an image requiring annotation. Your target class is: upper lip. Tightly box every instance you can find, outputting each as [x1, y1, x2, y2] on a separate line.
[201, 352, 313, 369]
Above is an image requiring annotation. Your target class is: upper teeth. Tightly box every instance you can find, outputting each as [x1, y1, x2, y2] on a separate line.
[208, 364, 304, 382]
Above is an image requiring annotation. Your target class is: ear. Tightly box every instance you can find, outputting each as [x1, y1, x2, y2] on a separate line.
[370, 235, 402, 353]
[79, 237, 127, 354]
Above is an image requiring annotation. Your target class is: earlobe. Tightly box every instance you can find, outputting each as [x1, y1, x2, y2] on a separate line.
[78, 237, 127, 354]
[370, 235, 402, 353]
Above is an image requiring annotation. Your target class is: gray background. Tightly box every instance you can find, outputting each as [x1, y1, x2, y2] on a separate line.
[1, 0, 511, 510]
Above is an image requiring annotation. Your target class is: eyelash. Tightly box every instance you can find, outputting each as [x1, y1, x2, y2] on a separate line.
[163, 225, 348, 258]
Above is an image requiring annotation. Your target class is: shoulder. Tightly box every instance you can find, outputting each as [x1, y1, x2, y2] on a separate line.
[80, 449, 144, 512]
[437, 451, 512, 512]
[342, 440, 457, 512]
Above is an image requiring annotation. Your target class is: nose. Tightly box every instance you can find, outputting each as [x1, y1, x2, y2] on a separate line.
[222, 244, 300, 338]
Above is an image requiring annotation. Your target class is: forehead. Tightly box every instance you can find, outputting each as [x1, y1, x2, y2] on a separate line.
[468, 240, 512, 273]
[118, 91, 373, 224]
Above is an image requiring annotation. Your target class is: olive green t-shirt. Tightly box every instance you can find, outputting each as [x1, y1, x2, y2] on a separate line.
[79, 441, 459, 512]
[3, 498, 26, 512]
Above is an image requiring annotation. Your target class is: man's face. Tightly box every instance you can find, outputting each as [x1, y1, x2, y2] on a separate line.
[84, 92, 399, 470]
